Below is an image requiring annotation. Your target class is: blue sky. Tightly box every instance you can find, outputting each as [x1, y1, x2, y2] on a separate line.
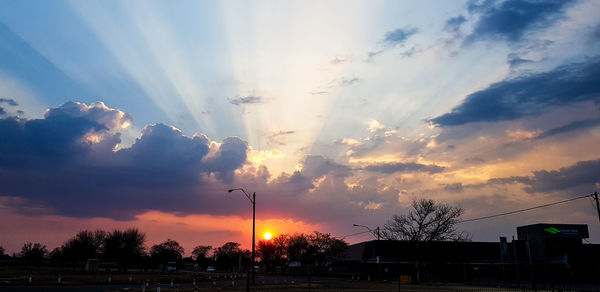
[1, 0, 599, 252]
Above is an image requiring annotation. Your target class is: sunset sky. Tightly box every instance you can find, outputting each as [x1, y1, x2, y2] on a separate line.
[1, 0, 599, 255]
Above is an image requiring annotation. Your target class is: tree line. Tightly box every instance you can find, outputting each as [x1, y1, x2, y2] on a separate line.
[0, 228, 348, 274]
[0, 198, 467, 272]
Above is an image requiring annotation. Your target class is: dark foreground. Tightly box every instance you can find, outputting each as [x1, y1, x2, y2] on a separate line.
[0, 275, 568, 292]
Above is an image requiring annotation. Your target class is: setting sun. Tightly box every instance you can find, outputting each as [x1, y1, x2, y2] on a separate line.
[264, 232, 272, 240]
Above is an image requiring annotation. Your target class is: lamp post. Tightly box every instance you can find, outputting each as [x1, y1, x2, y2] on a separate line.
[353, 224, 381, 281]
[228, 188, 256, 292]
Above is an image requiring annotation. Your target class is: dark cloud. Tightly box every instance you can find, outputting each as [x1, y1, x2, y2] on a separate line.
[431, 57, 600, 126]
[0, 107, 5, 116]
[591, 24, 600, 41]
[228, 95, 264, 106]
[524, 159, 600, 193]
[203, 137, 248, 182]
[0, 102, 248, 219]
[507, 54, 533, 67]
[301, 155, 352, 178]
[444, 16, 466, 32]
[0, 98, 18, 106]
[362, 162, 445, 174]
[535, 118, 600, 140]
[487, 159, 600, 193]
[466, 0, 575, 43]
[384, 27, 418, 46]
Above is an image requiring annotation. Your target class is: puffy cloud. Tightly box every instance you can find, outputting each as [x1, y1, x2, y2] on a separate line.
[45, 101, 132, 131]
[0, 102, 247, 219]
[466, 0, 575, 43]
[431, 57, 600, 126]
[202, 137, 248, 182]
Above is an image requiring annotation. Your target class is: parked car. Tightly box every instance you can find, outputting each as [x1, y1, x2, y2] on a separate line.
[166, 261, 177, 271]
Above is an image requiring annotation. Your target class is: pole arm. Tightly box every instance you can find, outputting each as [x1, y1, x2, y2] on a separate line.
[228, 188, 254, 204]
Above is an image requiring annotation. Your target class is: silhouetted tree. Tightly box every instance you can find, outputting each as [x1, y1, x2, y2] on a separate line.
[382, 198, 468, 283]
[257, 239, 277, 270]
[213, 242, 249, 272]
[382, 199, 465, 241]
[150, 239, 184, 267]
[0, 245, 9, 260]
[20, 242, 48, 265]
[308, 231, 348, 272]
[382, 198, 467, 241]
[191, 245, 212, 268]
[60, 230, 106, 270]
[103, 228, 146, 270]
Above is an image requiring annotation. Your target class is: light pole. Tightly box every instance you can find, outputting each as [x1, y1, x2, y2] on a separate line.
[353, 224, 381, 281]
[228, 188, 256, 292]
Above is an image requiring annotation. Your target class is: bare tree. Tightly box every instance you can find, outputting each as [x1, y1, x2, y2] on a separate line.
[382, 198, 468, 241]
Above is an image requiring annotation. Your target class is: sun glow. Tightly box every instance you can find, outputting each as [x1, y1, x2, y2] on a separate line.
[264, 232, 272, 240]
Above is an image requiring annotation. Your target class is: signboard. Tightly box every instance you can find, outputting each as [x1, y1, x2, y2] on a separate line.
[517, 224, 589, 240]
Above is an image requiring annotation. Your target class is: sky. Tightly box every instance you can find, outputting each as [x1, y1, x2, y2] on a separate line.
[1, 0, 600, 255]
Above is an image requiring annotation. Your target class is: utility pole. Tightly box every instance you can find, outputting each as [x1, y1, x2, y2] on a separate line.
[593, 192, 600, 224]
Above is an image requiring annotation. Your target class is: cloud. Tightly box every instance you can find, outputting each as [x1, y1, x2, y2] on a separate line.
[507, 53, 533, 67]
[384, 27, 418, 46]
[331, 57, 349, 65]
[362, 162, 445, 174]
[0, 102, 248, 219]
[487, 159, 600, 193]
[301, 155, 352, 178]
[228, 95, 264, 106]
[591, 23, 600, 41]
[271, 129, 295, 136]
[524, 159, 600, 193]
[441, 183, 463, 193]
[0, 98, 18, 106]
[340, 77, 360, 86]
[202, 137, 248, 182]
[535, 118, 600, 140]
[0, 98, 18, 116]
[431, 57, 600, 126]
[444, 16, 466, 33]
[466, 0, 575, 43]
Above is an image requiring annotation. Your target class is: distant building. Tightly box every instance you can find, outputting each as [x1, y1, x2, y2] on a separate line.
[332, 223, 600, 289]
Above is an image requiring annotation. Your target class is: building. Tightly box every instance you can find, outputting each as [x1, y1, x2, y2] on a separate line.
[333, 224, 600, 289]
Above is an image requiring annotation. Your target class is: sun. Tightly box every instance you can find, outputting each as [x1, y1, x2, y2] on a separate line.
[264, 232, 272, 240]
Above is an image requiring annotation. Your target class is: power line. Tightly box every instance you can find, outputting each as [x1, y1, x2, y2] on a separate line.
[339, 229, 372, 239]
[459, 193, 594, 223]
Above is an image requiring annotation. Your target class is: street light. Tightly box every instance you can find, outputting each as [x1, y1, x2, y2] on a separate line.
[228, 188, 256, 292]
[353, 224, 381, 281]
